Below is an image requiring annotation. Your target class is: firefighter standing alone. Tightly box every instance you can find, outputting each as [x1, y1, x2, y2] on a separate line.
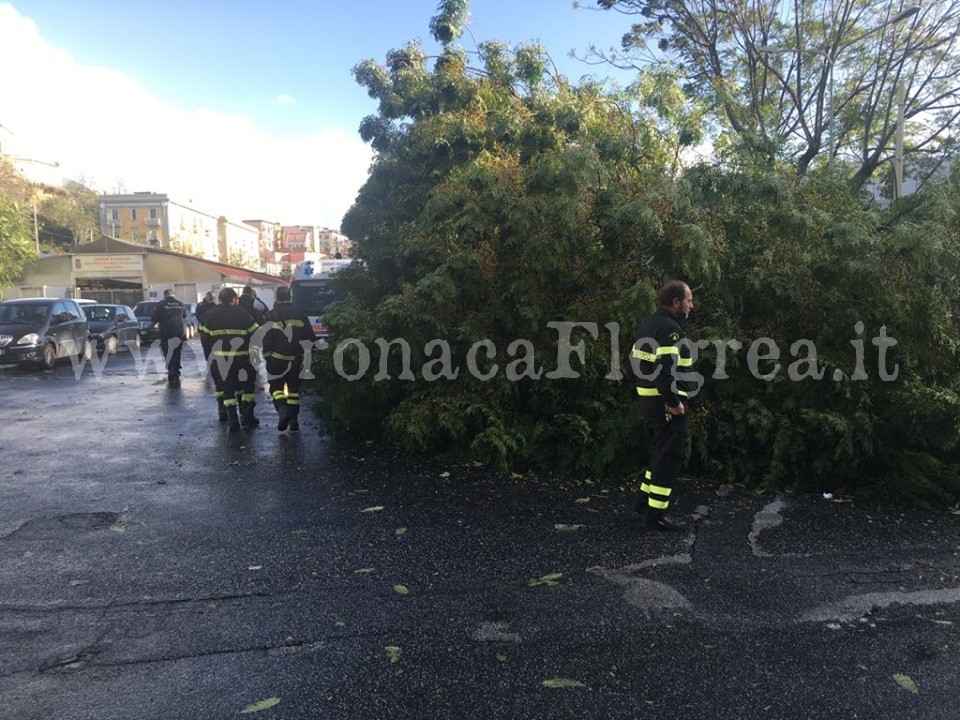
[151, 288, 187, 388]
[630, 280, 697, 531]
[262, 285, 316, 432]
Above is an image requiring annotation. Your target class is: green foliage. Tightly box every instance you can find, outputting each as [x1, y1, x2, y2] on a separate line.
[0, 193, 36, 291]
[320, 2, 960, 503]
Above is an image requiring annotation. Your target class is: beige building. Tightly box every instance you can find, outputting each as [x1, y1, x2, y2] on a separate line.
[99, 192, 219, 261]
[217, 218, 260, 269]
[317, 227, 352, 257]
[243, 219, 280, 254]
[1, 236, 286, 307]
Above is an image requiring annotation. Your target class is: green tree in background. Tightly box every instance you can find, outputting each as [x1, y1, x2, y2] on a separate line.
[317, 1, 960, 503]
[0, 193, 36, 292]
[590, 0, 960, 188]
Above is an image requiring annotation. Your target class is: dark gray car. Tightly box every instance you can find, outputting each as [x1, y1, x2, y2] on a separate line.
[83, 304, 141, 355]
[0, 298, 91, 369]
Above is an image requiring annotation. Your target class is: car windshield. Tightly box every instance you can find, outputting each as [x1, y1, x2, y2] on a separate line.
[85, 306, 115, 321]
[133, 302, 157, 316]
[291, 280, 344, 315]
[0, 303, 50, 324]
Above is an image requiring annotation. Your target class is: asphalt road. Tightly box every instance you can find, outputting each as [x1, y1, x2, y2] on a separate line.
[1, 342, 958, 720]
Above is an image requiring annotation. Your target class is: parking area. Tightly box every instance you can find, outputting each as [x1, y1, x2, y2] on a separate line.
[1, 350, 959, 720]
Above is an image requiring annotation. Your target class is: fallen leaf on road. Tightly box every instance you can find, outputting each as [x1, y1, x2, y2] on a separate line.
[554, 524, 584, 532]
[385, 646, 402, 663]
[439, 471, 450, 478]
[68, 579, 88, 587]
[393, 585, 410, 595]
[542, 678, 585, 688]
[395, 528, 407, 536]
[248, 565, 263, 571]
[893, 674, 919, 694]
[240, 697, 280, 714]
[361, 506, 384, 513]
[574, 498, 590, 504]
[354, 568, 376, 574]
[529, 573, 564, 587]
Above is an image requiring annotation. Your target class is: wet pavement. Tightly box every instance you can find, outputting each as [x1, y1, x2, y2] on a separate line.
[1, 341, 959, 719]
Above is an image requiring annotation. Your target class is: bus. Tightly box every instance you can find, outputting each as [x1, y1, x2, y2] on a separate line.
[290, 259, 354, 338]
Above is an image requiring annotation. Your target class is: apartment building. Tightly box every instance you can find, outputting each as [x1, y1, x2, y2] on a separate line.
[316, 227, 352, 258]
[99, 192, 219, 260]
[243, 219, 280, 254]
[217, 217, 260, 270]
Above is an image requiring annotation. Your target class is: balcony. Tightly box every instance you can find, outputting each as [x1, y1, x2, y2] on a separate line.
[145, 217, 161, 226]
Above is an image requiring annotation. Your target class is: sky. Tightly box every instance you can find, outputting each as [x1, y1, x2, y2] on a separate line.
[0, 1, 636, 231]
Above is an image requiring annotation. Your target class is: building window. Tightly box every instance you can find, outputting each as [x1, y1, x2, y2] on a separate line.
[130, 208, 138, 221]
[149, 208, 158, 219]
[110, 209, 119, 221]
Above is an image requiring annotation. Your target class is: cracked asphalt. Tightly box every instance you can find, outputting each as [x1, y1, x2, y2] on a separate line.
[1, 342, 959, 720]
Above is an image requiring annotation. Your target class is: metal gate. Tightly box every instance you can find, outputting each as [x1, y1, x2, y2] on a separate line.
[82, 289, 145, 306]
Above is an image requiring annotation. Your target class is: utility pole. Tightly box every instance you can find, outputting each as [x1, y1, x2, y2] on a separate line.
[33, 201, 39, 254]
[894, 82, 906, 199]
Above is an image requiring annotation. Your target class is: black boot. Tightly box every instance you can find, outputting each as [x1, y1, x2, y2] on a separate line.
[226, 404, 241, 432]
[274, 399, 291, 431]
[287, 405, 300, 433]
[640, 508, 688, 532]
[216, 396, 228, 423]
[240, 400, 260, 428]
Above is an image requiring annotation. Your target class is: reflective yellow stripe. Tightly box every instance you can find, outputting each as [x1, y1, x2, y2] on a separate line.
[272, 391, 286, 400]
[288, 398, 300, 405]
[214, 391, 223, 398]
[206, 328, 254, 336]
[648, 484, 672, 497]
[631, 348, 657, 362]
[213, 350, 250, 357]
[281, 319, 305, 327]
[656, 346, 679, 356]
[264, 351, 296, 360]
[645, 470, 652, 479]
[223, 398, 238, 407]
[648, 498, 670, 510]
[241, 393, 255, 402]
[636, 387, 689, 397]
[677, 357, 693, 367]
[640, 483, 651, 493]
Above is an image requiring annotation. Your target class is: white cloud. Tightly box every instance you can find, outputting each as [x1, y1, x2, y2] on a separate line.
[275, 93, 297, 106]
[0, 4, 373, 229]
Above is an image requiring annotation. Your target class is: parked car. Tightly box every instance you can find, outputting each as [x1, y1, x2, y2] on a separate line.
[133, 300, 194, 342]
[83, 304, 141, 355]
[0, 298, 91, 369]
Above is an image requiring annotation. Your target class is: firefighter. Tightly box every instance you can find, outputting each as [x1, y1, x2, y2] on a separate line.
[151, 288, 187, 387]
[630, 280, 697, 531]
[201, 288, 260, 431]
[262, 285, 316, 432]
[196, 291, 226, 421]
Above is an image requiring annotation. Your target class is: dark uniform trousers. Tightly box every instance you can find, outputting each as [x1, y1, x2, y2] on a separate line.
[160, 337, 183, 378]
[219, 355, 256, 409]
[266, 356, 303, 410]
[637, 397, 689, 512]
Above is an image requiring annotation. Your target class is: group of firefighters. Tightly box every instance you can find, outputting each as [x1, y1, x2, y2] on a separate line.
[151, 279, 699, 532]
[152, 285, 315, 433]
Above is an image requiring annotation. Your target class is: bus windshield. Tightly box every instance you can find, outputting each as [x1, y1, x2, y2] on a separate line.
[291, 279, 344, 315]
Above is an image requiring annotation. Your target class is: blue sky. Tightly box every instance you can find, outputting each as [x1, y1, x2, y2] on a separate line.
[2, 1, 637, 227]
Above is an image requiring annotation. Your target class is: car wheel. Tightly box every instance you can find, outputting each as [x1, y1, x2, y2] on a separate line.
[105, 336, 119, 356]
[78, 339, 92, 361]
[40, 343, 56, 371]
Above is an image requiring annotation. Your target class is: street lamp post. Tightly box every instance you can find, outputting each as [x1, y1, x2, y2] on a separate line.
[759, 5, 919, 175]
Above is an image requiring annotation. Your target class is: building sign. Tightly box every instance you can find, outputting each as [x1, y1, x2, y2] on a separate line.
[72, 255, 144, 274]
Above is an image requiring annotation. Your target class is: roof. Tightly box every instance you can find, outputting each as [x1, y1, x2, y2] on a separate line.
[193, 258, 289, 286]
[73, 236, 287, 285]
